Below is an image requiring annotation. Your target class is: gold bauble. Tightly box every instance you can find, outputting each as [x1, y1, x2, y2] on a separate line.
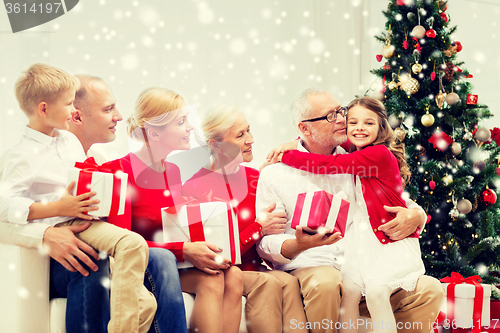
[421, 113, 435, 127]
[412, 63, 423, 74]
[394, 127, 408, 142]
[457, 199, 472, 215]
[442, 174, 453, 186]
[388, 81, 399, 91]
[400, 75, 420, 95]
[435, 92, 446, 109]
[451, 142, 462, 155]
[382, 44, 395, 58]
[411, 25, 426, 39]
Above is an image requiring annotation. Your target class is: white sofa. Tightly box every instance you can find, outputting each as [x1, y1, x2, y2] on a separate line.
[0, 243, 248, 333]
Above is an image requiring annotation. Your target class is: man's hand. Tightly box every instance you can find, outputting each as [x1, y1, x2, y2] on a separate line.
[183, 242, 231, 275]
[43, 223, 100, 276]
[281, 226, 342, 260]
[378, 206, 425, 241]
[257, 202, 287, 236]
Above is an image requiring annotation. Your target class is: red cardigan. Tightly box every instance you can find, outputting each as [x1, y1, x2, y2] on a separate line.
[182, 166, 265, 271]
[281, 145, 418, 244]
[107, 153, 185, 261]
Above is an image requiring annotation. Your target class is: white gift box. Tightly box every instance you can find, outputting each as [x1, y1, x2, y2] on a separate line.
[162, 201, 241, 269]
[440, 282, 491, 328]
[68, 168, 127, 217]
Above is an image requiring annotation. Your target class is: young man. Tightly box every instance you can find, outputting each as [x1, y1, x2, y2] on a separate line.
[0, 65, 155, 333]
[257, 88, 444, 333]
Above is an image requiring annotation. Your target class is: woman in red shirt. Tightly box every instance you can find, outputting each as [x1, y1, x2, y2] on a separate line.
[182, 103, 307, 333]
[108, 88, 243, 333]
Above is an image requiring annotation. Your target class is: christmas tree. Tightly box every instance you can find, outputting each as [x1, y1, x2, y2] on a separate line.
[371, 0, 500, 285]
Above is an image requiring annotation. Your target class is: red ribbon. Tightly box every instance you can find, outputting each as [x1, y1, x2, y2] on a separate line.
[164, 194, 237, 264]
[439, 272, 484, 333]
[74, 157, 124, 216]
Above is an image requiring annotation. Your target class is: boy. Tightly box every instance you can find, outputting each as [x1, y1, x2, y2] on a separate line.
[0, 63, 156, 333]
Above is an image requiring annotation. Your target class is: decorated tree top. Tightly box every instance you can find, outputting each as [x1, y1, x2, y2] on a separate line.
[371, 0, 500, 285]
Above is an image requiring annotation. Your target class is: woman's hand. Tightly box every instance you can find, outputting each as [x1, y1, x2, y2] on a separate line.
[183, 242, 231, 274]
[257, 202, 287, 236]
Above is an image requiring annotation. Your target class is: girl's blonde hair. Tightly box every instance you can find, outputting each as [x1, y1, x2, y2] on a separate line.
[347, 96, 411, 187]
[127, 87, 186, 141]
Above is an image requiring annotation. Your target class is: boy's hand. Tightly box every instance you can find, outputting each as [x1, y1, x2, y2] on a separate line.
[43, 223, 100, 276]
[58, 182, 100, 220]
[183, 242, 231, 274]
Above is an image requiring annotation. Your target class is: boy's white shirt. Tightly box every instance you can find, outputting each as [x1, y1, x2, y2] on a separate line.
[0, 127, 104, 249]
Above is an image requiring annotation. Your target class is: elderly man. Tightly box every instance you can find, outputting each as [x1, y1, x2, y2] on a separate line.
[257, 88, 444, 333]
[0, 75, 186, 333]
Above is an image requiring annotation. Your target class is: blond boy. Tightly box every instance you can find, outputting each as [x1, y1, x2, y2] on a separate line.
[0, 63, 156, 333]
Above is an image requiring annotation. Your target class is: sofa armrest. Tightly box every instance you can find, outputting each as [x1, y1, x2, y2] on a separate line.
[0, 243, 51, 333]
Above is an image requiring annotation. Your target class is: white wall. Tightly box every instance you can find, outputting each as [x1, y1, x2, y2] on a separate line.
[0, 0, 499, 169]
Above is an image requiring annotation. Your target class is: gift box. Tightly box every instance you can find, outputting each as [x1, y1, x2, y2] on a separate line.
[162, 200, 241, 269]
[439, 272, 491, 333]
[68, 157, 127, 217]
[290, 190, 349, 236]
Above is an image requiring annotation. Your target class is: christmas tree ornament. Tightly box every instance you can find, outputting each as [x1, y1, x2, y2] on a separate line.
[394, 126, 408, 142]
[463, 130, 473, 141]
[475, 127, 491, 142]
[403, 29, 409, 49]
[429, 180, 436, 190]
[440, 12, 449, 23]
[426, 29, 436, 38]
[382, 44, 395, 58]
[496, 167, 500, 176]
[466, 94, 478, 105]
[443, 44, 458, 57]
[428, 130, 453, 151]
[417, 145, 427, 157]
[473, 160, 486, 171]
[430, 61, 436, 81]
[457, 199, 472, 214]
[454, 41, 463, 52]
[444, 62, 454, 82]
[388, 114, 401, 128]
[421, 113, 435, 127]
[480, 188, 497, 207]
[451, 142, 461, 155]
[439, 1, 448, 12]
[400, 73, 420, 95]
[449, 207, 459, 219]
[376, 54, 383, 62]
[388, 81, 399, 91]
[472, 196, 478, 212]
[411, 25, 426, 39]
[442, 174, 453, 186]
[445, 92, 460, 106]
[435, 77, 446, 109]
[466, 175, 474, 184]
[412, 63, 423, 74]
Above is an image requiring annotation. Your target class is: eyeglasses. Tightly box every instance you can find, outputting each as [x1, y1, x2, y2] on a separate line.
[301, 106, 347, 123]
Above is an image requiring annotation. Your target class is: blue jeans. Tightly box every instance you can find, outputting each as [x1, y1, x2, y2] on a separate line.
[145, 248, 187, 333]
[49, 255, 111, 333]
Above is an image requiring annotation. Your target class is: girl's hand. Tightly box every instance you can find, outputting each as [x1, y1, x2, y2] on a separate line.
[257, 202, 287, 236]
[266, 139, 300, 163]
[183, 242, 231, 274]
[57, 182, 100, 220]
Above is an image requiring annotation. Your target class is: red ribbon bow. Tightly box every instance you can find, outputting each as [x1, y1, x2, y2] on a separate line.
[439, 272, 484, 333]
[75, 157, 123, 174]
[73, 157, 124, 216]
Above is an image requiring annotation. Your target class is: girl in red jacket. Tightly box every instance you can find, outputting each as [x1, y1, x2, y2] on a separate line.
[275, 96, 425, 333]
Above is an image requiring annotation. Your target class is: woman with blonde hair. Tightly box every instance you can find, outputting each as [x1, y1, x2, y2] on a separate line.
[182, 103, 307, 333]
[108, 88, 243, 333]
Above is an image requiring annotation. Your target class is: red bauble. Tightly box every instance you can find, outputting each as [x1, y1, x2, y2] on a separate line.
[426, 29, 437, 38]
[440, 13, 449, 23]
[496, 167, 500, 176]
[429, 181, 436, 190]
[480, 189, 497, 207]
[454, 41, 463, 52]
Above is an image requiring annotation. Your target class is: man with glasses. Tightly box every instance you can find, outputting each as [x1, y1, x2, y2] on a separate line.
[256, 88, 444, 333]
